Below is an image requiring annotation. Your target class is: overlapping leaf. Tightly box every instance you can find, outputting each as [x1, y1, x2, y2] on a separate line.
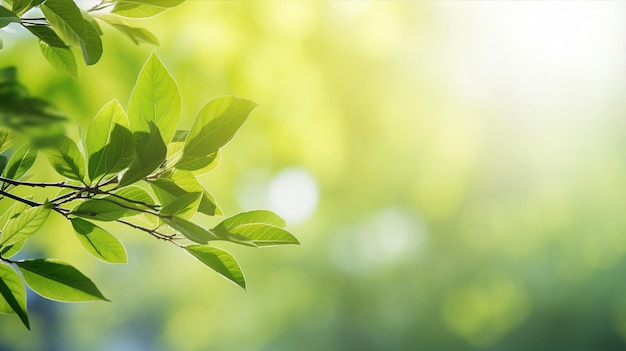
[86, 100, 134, 183]
[40, 0, 103, 65]
[36, 135, 85, 182]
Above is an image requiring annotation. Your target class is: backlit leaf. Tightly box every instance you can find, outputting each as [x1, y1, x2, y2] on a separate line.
[128, 52, 180, 144]
[71, 218, 127, 263]
[41, 0, 103, 65]
[86, 100, 134, 183]
[3, 144, 38, 180]
[118, 121, 166, 187]
[0, 264, 29, 329]
[39, 41, 77, 78]
[185, 244, 245, 289]
[71, 199, 128, 221]
[183, 96, 256, 158]
[36, 135, 85, 182]
[0, 205, 51, 248]
[17, 259, 108, 301]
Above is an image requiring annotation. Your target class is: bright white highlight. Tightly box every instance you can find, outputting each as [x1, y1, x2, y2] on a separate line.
[268, 168, 319, 225]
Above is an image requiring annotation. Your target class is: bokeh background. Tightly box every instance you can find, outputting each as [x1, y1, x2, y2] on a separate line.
[1, 1, 625, 350]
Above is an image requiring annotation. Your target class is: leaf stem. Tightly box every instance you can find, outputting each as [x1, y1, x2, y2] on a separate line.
[0, 177, 83, 190]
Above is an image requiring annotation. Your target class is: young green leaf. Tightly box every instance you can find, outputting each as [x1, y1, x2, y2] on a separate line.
[128, 53, 180, 144]
[159, 191, 201, 217]
[118, 121, 166, 187]
[0, 6, 19, 28]
[17, 259, 108, 302]
[0, 264, 29, 330]
[163, 217, 219, 244]
[36, 135, 86, 182]
[0, 205, 51, 248]
[198, 188, 222, 216]
[183, 96, 257, 159]
[110, 0, 185, 18]
[224, 224, 299, 247]
[148, 169, 201, 202]
[70, 218, 127, 264]
[0, 128, 14, 153]
[71, 199, 128, 222]
[175, 151, 219, 173]
[86, 100, 134, 183]
[95, 14, 159, 45]
[26, 26, 67, 48]
[3, 144, 37, 180]
[0, 202, 29, 258]
[40, 0, 103, 65]
[0, 201, 29, 229]
[216, 210, 287, 231]
[38, 41, 77, 78]
[185, 245, 245, 289]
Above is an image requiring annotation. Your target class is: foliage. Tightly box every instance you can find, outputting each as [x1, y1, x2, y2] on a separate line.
[0, 0, 182, 76]
[0, 25, 298, 330]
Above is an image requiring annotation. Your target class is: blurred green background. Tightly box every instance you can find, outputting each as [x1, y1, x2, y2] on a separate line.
[1, 1, 625, 350]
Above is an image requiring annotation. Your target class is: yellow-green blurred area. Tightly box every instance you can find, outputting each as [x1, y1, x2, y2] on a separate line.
[1, 1, 625, 350]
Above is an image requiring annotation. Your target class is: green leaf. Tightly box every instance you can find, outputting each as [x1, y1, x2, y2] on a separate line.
[17, 259, 108, 302]
[86, 100, 134, 183]
[0, 6, 19, 28]
[118, 121, 166, 187]
[110, 0, 184, 18]
[0, 202, 29, 258]
[127, 52, 180, 144]
[3, 144, 38, 180]
[0, 128, 14, 153]
[159, 191, 200, 217]
[0, 155, 6, 175]
[26, 25, 68, 48]
[39, 40, 77, 78]
[41, 0, 103, 65]
[36, 135, 85, 182]
[225, 224, 299, 247]
[148, 169, 201, 219]
[70, 218, 127, 264]
[81, 10, 102, 36]
[95, 14, 159, 45]
[109, 185, 157, 214]
[0, 201, 28, 230]
[164, 216, 219, 244]
[183, 96, 257, 158]
[216, 210, 287, 231]
[10, 0, 32, 16]
[198, 188, 222, 216]
[185, 245, 245, 289]
[175, 151, 219, 173]
[71, 199, 127, 222]
[0, 205, 51, 248]
[0, 264, 29, 330]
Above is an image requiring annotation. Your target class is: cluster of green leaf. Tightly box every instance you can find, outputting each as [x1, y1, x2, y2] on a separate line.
[0, 0, 184, 76]
[0, 53, 299, 330]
